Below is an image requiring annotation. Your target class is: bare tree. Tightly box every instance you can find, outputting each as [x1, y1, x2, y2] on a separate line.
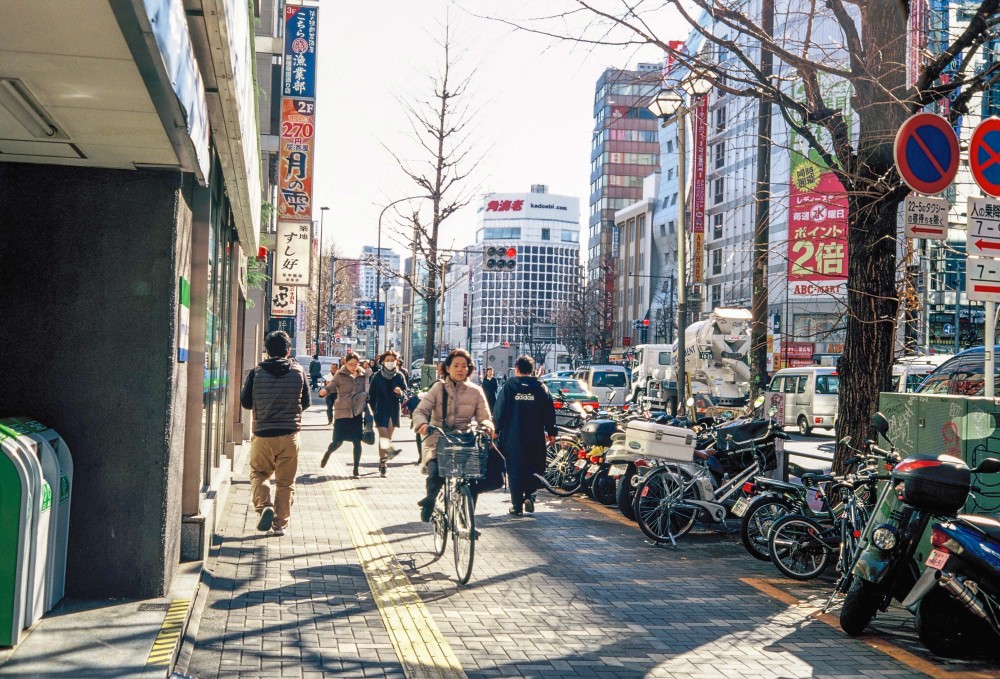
[487, 0, 1000, 469]
[384, 19, 482, 365]
[305, 244, 360, 354]
[552, 278, 601, 366]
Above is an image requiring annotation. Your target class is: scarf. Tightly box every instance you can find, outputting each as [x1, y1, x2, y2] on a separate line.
[380, 366, 398, 381]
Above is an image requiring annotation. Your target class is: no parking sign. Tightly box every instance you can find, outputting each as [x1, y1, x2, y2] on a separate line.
[970, 117, 1000, 198]
[894, 113, 960, 195]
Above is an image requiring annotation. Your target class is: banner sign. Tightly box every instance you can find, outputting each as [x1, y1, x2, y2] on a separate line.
[906, 0, 926, 89]
[178, 277, 190, 362]
[270, 284, 297, 317]
[277, 98, 316, 220]
[787, 163, 848, 296]
[274, 221, 312, 286]
[781, 341, 815, 367]
[282, 5, 318, 99]
[691, 95, 708, 284]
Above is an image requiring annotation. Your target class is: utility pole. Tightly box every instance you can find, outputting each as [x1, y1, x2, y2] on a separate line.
[750, 0, 774, 397]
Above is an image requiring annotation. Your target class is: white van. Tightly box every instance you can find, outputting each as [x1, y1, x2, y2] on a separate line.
[574, 365, 631, 406]
[891, 355, 950, 393]
[767, 366, 839, 436]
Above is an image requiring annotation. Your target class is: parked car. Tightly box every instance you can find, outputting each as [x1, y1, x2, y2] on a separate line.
[915, 346, 1000, 395]
[767, 366, 839, 435]
[540, 370, 578, 382]
[544, 378, 599, 410]
[891, 354, 951, 393]
[573, 364, 631, 406]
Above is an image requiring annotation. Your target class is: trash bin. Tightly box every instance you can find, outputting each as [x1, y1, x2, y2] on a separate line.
[0, 425, 48, 630]
[2, 418, 72, 611]
[0, 433, 34, 647]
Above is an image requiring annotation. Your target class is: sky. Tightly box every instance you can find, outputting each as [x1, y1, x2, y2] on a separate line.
[311, 0, 687, 260]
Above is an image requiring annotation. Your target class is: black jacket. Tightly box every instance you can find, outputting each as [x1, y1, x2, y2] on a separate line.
[369, 369, 407, 416]
[493, 376, 556, 490]
[240, 357, 310, 436]
[481, 376, 499, 403]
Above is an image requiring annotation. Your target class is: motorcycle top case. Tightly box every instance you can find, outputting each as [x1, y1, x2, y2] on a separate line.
[891, 454, 970, 515]
[622, 420, 695, 463]
[581, 419, 620, 447]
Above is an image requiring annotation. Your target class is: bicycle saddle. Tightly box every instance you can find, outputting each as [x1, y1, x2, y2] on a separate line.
[693, 448, 718, 460]
[800, 471, 833, 483]
[755, 477, 801, 492]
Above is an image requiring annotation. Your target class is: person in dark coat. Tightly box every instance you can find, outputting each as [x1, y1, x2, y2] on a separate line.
[369, 350, 408, 477]
[492, 355, 556, 517]
[308, 354, 323, 391]
[481, 367, 500, 413]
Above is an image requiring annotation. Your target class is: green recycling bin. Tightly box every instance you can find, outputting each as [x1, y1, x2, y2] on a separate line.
[0, 432, 34, 647]
[2, 418, 72, 611]
[0, 425, 48, 630]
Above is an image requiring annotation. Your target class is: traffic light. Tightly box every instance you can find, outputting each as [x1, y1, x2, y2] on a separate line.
[483, 245, 517, 271]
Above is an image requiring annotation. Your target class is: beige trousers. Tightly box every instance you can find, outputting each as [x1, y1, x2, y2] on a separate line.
[249, 433, 300, 530]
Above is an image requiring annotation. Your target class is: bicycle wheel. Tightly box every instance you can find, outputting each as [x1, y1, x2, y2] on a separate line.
[543, 438, 584, 495]
[740, 497, 792, 561]
[452, 484, 476, 584]
[431, 486, 447, 557]
[634, 467, 698, 544]
[768, 515, 832, 580]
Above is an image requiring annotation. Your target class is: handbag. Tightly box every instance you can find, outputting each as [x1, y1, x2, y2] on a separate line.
[362, 408, 376, 446]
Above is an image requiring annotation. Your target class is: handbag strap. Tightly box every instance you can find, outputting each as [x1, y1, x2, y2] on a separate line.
[440, 381, 449, 429]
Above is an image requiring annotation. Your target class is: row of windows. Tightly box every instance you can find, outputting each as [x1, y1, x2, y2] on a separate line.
[592, 128, 659, 149]
[538, 228, 579, 243]
[589, 197, 637, 218]
[595, 81, 657, 102]
[482, 227, 520, 240]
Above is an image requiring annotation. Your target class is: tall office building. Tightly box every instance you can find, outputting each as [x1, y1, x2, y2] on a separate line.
[589, 64, 661, 356]
[469, 186, 581, 362]
[360, 246, 400, 300]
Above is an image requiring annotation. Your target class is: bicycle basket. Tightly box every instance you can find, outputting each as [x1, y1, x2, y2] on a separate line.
[436, 432, 488, 478]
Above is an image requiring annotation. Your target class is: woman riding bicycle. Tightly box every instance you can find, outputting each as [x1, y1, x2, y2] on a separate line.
[412, 349, 494, 522]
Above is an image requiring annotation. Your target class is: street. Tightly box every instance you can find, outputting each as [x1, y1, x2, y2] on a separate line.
[175, 407, 950, 679]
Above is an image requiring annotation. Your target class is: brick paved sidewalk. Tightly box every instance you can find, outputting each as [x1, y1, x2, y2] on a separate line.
[182, 406, 929, 679]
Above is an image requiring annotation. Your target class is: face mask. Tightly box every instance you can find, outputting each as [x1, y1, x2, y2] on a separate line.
[384, 361, 397, 370]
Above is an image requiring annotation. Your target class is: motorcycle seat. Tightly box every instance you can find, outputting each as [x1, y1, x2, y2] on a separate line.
[800, 471, 833, 484]
[956, 514, 1000, 542]
[693, 448, 718, 460]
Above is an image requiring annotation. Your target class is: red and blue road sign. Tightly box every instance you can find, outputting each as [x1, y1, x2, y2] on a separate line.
[894, 113, 960, 195]
[970, 117, 1000, 198]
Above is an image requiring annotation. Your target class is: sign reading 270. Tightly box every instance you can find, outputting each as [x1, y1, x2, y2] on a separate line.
[277, 98, 316, 220]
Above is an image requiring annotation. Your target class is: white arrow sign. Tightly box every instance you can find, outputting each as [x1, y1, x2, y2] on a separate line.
[334, 304, 353, 311]
[966, 197, 1000, 257]
[904, 195, 949, 239]
[968, 256, 1000, 302]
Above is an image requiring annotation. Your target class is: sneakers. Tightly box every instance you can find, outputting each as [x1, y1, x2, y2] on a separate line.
[508, 507, 524, 518]
[268, 526, 285, 537]
[351, 466, 360, 478]
[385, 446, 402, 460]
[320, 443, 336, 468]
[524, 495, 535, 514]
[256, 506, 274, 531]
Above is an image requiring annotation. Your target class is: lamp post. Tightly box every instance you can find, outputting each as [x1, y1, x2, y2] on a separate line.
[438, 251, 453, 359]
[315, 206, 329, 355]
[648, 71, 715, 415]
[375, 195, 421, 358]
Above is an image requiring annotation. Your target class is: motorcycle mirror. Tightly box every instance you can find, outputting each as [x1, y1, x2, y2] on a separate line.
[767, 405, 778, 417]
[871, 412, 891, 441]
[558, 388, 567, 395]
[973, 457, 1000, 474]
[686, 397, 695, 407]
[754, 395, 765, 408]
[839, 435, 852, 449]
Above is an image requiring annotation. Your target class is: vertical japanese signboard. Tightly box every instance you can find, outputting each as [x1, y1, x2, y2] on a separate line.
[270, 284, 297, 317]
[906, 0, 926, 89]
[278, 5, 319, 224]
[274, 221, 312, 286]
[691, 95, 708, 283]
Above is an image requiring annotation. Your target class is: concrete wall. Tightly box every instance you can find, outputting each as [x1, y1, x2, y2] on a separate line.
[0, 163, 191, 598]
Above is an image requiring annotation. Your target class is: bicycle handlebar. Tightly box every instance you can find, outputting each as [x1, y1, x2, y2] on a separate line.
[424, 424, 492, 443]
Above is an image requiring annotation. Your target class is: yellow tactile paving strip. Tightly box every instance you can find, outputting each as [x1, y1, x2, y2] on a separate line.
[329, 472, 467, 679]
[741, 577, 1000, 679]
[145, 598, 190, 666]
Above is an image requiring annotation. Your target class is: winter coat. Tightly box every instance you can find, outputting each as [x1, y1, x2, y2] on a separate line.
[240, 357, 310, 436]
[328, 365, 371, 420]
[481, 376, 499, 404]
[369, 368, 407, 418]
[492, 376, 556, 492]
[411, 378, 493, 470]
[309, 359, 322, 377]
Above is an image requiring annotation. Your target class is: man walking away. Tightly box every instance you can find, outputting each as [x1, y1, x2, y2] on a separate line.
[492, 355, 556, 517]
[309, 354, 322, 392]
[481, 367, 499, 413]
[240, 331, 310, 536]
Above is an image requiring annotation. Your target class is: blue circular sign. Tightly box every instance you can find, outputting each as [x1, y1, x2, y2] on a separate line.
[970, 117, 1000, 197]
[894, 113, 960, 195]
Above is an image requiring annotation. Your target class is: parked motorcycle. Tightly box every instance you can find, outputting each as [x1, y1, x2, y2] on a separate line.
[899, 457, 1000, 658]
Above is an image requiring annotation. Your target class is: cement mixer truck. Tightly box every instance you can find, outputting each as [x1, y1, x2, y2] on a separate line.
[640, 307, 752, 417]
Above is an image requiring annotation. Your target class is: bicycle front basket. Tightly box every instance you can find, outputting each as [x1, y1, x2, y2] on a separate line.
[436, 432, 487, 478]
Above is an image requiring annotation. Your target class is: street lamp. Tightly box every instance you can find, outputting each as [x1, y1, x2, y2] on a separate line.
[648, 71, 714, 415]
[315, 206, 329, 355]
[437, 251, 453, 360]
[375, 195, 421, 358]
[380, 281, 391, 352]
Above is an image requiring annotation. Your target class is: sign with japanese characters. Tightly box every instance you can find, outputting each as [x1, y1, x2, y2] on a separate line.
[277, 98, 316, 220]
[282, 5, 318, 99]
[967, 256, 1000, 302]
[904, 195, 949, 239]
[270, 284, 297, 317]
[478, 192, 579, 222]
[788, 161, 849, 297]
[274, 221, 312, 286]
[967, 197, 1000, 257]
[781, 341, 815, 367]
[691, 95, 709, 283]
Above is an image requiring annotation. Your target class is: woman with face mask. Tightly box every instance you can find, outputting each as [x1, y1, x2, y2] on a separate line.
[368, 350, 408, 476]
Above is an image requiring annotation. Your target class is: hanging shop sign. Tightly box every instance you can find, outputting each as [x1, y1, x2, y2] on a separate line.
[273, 221, 312, 286]
[277, 99, 316, 221]
[270, 285, 297, 317]
[690, 95, 708, 284]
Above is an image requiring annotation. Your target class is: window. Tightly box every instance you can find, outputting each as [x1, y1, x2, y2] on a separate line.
[783, 377, 799, 394]
[561, 230, 578, 243]
[710, 283, 721, 309]
[715, 106, 727, 133]
[768, 377, 783, 393]
[483, 227, 522, 240]
[593, 371, 627, 387]
[671, 193, 678, 206]
[712, 249, 722, 275]
[666, 140, 674, 154]
[816, 375, 840, 395]
[714, 178, 724, 205]
[713, 213, 723, 240]
[660, 223, 666, 237]
[541, 228, 550, 240]
[657, 351, 671, 365]
[715, 143, 725, 169]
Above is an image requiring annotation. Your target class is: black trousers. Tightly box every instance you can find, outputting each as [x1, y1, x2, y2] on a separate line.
[423, 458, 478, 506]
[326, 395, 335, 422]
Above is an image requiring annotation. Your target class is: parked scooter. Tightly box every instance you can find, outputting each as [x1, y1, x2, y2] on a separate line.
[839, 412, 982, 636]
[900, 457, 1000, 658]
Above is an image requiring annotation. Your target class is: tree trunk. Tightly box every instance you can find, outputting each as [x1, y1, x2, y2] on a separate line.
[423, 276, 438, 366]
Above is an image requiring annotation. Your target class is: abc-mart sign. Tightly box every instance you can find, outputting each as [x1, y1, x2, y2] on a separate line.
[479, 193, 579, 222]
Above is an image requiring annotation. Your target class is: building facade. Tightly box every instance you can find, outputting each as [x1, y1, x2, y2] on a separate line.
[469, 186, 581, 365]
[360, 246, 401, 300]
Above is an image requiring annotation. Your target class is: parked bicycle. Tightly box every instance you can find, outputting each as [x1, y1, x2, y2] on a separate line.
[425, 425, 492, 585]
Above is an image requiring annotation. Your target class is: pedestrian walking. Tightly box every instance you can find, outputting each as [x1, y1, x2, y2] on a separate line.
[319, 359, 341, 425]
[481, 367, 499, 413]
[369, 350, 408, 477]
[412, 349, 494, 522]
[308, 354, 322, 392]
[492, 355, 556, 517]
[320, 354, 372, 478]
[239, 330, 310, 536]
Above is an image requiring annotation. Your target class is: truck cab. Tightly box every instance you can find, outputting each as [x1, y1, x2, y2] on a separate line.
[629, 344, 673, 401]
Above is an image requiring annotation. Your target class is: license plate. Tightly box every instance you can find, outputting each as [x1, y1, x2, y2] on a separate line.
[731, 497, 751, 517]
[574, 459, 588, 470]
[609, 464, 628, 476]
[926, 549, 949, 570]
[588, 463, 600, 473]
